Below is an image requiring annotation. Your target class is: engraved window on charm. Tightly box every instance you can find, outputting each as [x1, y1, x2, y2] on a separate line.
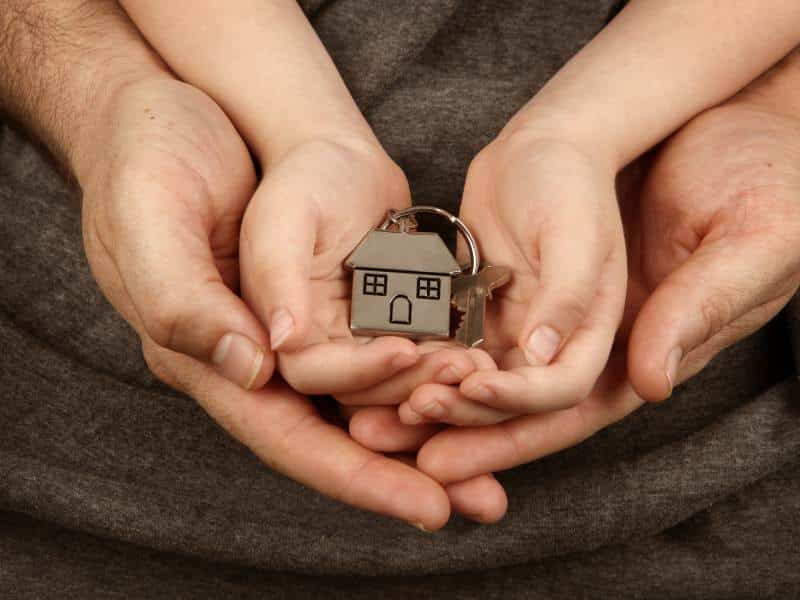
[363, 272, 388, 296]
[416, 277, 441, 300]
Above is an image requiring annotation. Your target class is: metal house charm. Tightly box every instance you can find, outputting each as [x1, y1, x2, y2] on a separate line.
[345, 206, 510, 347]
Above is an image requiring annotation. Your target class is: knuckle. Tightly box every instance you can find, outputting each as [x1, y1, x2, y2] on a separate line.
[698, 294, 733, 341]
[570, 379, 595, 406]
[142, 295, 184, 350]
[141, 341, 177, 388]
[573, 401, 597, 438]
[382, 159, 411, 205]
[466, 146, 496, 184]
[553, 286, 593, 328]
[113, 155, 211, 219]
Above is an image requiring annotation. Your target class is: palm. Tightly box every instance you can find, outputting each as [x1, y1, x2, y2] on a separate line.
[459, 194, 537, 363]
[82, 79, 256, 301]
[458, 145, 623, 372]
[294, 141, 412, 345]
[622, 100, 800, 378]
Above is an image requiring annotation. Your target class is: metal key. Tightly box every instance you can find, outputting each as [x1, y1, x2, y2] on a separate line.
[452, 265, 511, 347]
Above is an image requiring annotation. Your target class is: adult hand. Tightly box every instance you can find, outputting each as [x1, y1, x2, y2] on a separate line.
[627, 68, 800, 400]
[416, 57, 800, 485]
[75, 76, 452, 530]
[78, 76, 273, 391]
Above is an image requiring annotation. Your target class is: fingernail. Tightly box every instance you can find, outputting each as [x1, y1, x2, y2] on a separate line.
[419, 401, 446, 419]
[525, 325, 562, 366]
[465, 384, 495, 404]
[392, 352, 418, 371]
[269, 308, 294, 351]
[402, 409, 425, 425]
[665, 346, 683, 396]
[435, 365, 464, 384]
[411, 522, 432, 533]
[212, 333, 265, 390]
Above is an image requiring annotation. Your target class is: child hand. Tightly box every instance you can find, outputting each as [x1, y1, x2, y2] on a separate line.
[398, 131, 627, 425]
[240, 136, 478, 394]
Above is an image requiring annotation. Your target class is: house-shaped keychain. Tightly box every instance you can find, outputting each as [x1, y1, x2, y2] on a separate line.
[345, 227, 461, 339]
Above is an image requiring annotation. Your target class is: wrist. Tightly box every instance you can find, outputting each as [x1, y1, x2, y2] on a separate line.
[0, 1, 170, 178]
[735, 47, 800, 118]
[253, 114, 382, 169]
[68, 66, 172, 184]
[497, 109, 620, 175]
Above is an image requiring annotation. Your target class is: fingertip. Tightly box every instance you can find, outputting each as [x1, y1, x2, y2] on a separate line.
[391, 351, 420, 371]
[626, 341, 672, 402]
[367, 336, 421, 372]
[398, 402, 428, 426]
[417, 435, 459, 484]
[627, 299, 682, 402]
[212, 332, 275, 390]
[447, 476, 508, 524]
[459, 373, 497, 405]
[466, 347, 499, 371]
[268, 307, 312, 353]
[246, 346, 276, 390]
[402, 471, 452, 532]
[348, 408, 378, 446]
[519, 324, 562, 366]
[427, 490, 453, 532]
[432, 350, 477, 384]
[350, 406, 439, 452]
[348, 406, 397, 447]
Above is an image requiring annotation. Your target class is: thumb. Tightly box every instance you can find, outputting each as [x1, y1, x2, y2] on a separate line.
[239, 175, 315, 353]
[106, 195, 274, 391]
[628, 236, 793, 402]
[495, 143, 614, 366]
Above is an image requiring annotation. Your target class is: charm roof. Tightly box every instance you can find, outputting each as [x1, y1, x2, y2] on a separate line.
[345, 230, 461, 275]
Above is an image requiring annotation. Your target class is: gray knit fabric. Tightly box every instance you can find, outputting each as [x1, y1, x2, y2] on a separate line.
[2, 1, 799, 597]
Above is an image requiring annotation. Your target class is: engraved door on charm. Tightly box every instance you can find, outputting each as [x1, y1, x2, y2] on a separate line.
[389, 294, 412, 325]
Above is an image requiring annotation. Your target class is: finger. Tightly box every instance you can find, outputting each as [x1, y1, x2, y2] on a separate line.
[239, 171, 317, 353]
[418, 356, 642, 483]
[98, 183, 273, 391]
[446, 474, 508, 524]
[459, 257, 625, 413]
[628, 236, 800, 402]
[391, 451, 508, 523]
[399, 384, 514, 426]
[349, 406, 441, 453]
[495, 146, 614, 367]
[278, 336, 420, 395]
[150, 343, 452, 531]
[336, 347, 479, 407]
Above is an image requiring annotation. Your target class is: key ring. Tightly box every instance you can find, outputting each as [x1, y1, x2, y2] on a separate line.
[380, 206, 480, 277]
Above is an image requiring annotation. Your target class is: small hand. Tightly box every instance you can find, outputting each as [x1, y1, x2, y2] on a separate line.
[398, 133, 628, 426]
[415, 65, 800, 485]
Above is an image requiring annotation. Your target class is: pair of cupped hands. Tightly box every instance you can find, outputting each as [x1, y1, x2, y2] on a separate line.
[75, 63, 800, 531]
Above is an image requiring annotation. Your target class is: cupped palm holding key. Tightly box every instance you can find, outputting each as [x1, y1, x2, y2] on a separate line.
[109, 0, 800, 527]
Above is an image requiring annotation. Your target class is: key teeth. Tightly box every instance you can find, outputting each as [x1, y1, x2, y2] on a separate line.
[450, 298, 467, 339]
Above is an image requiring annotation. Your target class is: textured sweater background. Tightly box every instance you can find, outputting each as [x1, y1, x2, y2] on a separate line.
[2, 1, 800, 597]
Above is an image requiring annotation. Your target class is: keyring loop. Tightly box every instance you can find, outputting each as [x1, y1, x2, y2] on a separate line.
[381, 206, 480, 277]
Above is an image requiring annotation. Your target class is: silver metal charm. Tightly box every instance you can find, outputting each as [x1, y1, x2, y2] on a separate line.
[345, 206, 510, 347]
